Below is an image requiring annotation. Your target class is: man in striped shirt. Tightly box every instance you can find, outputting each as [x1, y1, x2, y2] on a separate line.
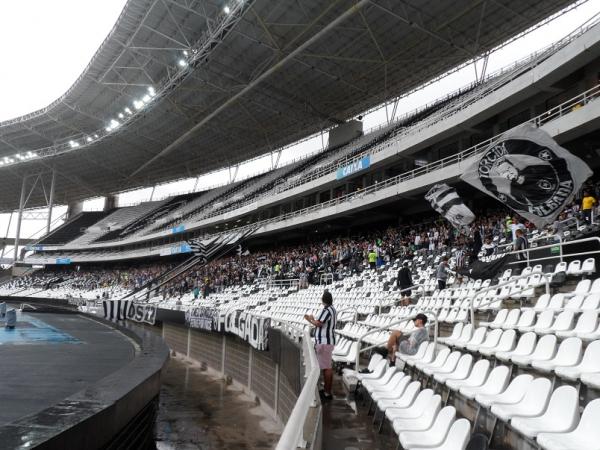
[304, 290, 337, 400]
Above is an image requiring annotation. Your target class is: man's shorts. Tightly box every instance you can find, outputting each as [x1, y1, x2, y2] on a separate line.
[315, 344, 335, 369]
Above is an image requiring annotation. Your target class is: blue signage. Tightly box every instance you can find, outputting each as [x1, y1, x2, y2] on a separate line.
[170, 243, 192, 255]
[336, 155, 370, 180]
[55, 258, 71, 265]
[171, 224, 185, 234]
[26, 245, 44, 251]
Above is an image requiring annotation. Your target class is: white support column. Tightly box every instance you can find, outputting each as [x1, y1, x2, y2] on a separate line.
[46, 169, 56, 235]
[0, 212, 13, 260]
[14, 176, 27, 262]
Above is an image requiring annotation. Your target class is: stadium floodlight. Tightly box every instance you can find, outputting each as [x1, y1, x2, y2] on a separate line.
[178, 59, 187, 67]
[118, 113, 124, 119]
[147, 86, 155, 96]
[69, 140, 80, 148]
[15, 154, 22, 160]
[26, 151, 34, 158]
[133, 99, 144, 110]
[183, 50, 188, 57]
[142, 94, 151, 103]
[86, 136, 93, 142]
[223, 5, 231, 14]
[93, 134, 99, 139]
[124, 107, 132, 115]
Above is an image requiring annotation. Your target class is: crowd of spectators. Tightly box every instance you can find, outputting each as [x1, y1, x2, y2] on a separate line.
[5, 180, 599, 300]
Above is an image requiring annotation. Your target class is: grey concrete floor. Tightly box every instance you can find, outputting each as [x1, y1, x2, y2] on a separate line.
[321, 378, 399, 450]
[154, 356, 280, 450]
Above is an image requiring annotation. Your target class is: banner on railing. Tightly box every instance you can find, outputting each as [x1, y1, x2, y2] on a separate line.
[126, 302, 157, 325]
[461, 124, 592, 228]
[219, 310, 270, 351]
[186, 306, 219, 331]
[336, 155, 370, 180]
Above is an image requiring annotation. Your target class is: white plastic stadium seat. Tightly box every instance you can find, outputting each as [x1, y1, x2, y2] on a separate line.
[531, 337, 582, 373]
[416, 348, 450, 371]
[511, 334, 556, 367]
[392, 394, 442, 435]
[409, 418, 471, 450]
[438, 323, 463, 345]
[398, 406, 456, 450]
[556, 311, 597, 338]
[479, 329, 516, 357]
[496, 332, 536, 362]
[490, 377, 552, 421]
[475, 374, 533, 408]
[519, 310, 554, 333]
[434, 354, 473, 384]
[385, 389, 435, 421]
[460, 327, 487, 350]
[459, 365, 510, 400]
[510, 385, 579, 438]
[537, 399, 600, 450]
[554, 340, 600, 381]
[446, 359, 490, 392]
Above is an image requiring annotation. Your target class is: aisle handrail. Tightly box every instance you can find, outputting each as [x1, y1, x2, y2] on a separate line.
[466, 270, 551, 325]
[505, 236, 600, 265]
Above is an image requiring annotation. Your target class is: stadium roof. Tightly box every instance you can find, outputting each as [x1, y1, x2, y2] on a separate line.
[0, 0, 580, 211]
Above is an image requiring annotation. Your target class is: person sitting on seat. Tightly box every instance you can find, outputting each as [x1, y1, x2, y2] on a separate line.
[386, 313, 429, 365]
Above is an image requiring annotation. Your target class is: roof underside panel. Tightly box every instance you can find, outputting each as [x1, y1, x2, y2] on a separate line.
[0, 0, 579, 211]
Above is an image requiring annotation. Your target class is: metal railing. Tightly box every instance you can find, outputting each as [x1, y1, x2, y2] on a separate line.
[354, 310, 439, 371]
[337, 306, 359, 323]
[505, 236, 600, 266]
[466, 270, 551, 325]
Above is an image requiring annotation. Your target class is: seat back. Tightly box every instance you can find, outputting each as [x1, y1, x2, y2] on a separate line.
[502, 374, 534, 401]
[517, 309, 536, 327]
[582, 294, 600, 310]
[400, 381, 422, 404]
[534, 293, 550, 309]
[431, 348, 451, 367]
[440, 351, 462, 371]
[576, 398, 600, 436]
[468, 359, 490, 385]
[492, 309, 509, 325]
[554, 337, 582, 365]
[513, 332, 537, 355]
[481, 328, 503, 347]
[411, 389, 435, 413]
[504, 309, 520, 326]
[367, 353, 384, 371]
[552, 310, 575, 331]
[544, 385, 579, 427]
[470, 327, 488, 345]
[520, 377, 552, 412]
[483, 365, 510, 391]
[428, 406, 456, 443]
[439, 419, 471, 450]
[534, 310, 555, 329]
[448, 322, 464, 340]
[574, 311, 598, 333]
[574, 279, 591, 295]
[454, 354, 473, 377]
[532, 334, 557, 359]
[580, 340, 600, 369]
[497, 329, 516, 351]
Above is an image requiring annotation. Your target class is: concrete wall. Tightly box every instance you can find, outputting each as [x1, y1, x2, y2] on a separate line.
[160, 323, 303, 428]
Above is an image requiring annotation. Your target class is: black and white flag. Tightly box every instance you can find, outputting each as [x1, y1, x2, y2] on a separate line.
[425, 183, 475, 231]
[460, 124, 592, 228]
[187, 238, 208, 261]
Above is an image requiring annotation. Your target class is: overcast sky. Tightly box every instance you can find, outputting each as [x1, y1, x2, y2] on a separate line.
[0, 0, 599, 252]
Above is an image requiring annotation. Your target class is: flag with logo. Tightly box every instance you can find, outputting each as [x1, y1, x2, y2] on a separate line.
[425, 183, 475, 231]
[460, 124, 592, 228]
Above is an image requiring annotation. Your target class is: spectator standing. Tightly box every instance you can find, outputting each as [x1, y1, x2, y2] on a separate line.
[367, 248, 377, 269]
[397, 262, 413, 299]
[436, 257, 448, 290]
[193, 285, 200, 300]
[304, 290, 337, 400]
[582, 190, 596, 223]
[515, 228, 529, 261]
